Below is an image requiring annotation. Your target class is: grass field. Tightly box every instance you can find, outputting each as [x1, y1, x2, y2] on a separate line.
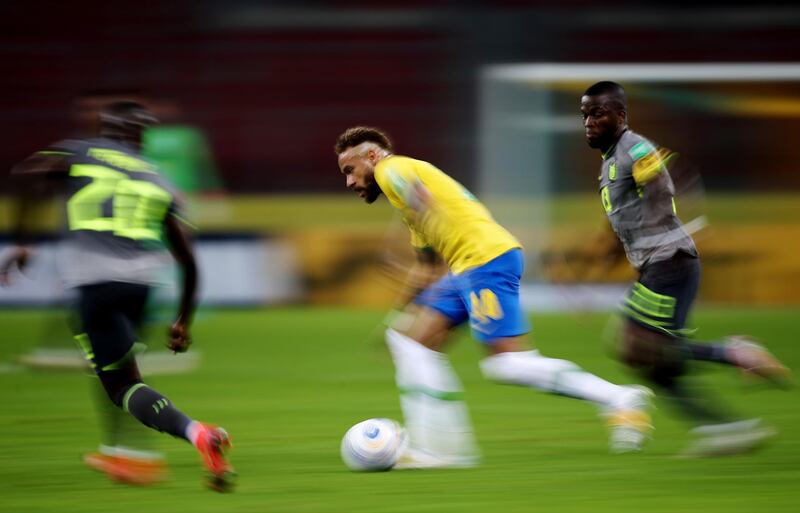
[1, 307, 798, 513]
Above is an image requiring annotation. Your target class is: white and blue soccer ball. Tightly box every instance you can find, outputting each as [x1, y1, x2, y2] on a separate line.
[340, 418, 408, 471]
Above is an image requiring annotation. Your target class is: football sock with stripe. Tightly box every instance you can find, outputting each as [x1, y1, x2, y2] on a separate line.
[121, 383, 193, 442]
[92, 376, 157, 453]
[682, 340, 730, 364]
[385, 329, 479, 463]
[646, 365, 734, 425]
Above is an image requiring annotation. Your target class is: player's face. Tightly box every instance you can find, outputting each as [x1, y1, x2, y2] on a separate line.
[581, 95, 625, 150]
[338, 149, 382, 204]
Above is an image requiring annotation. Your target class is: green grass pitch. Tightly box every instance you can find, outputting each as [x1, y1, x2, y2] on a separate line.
[0, 307, 798, 513]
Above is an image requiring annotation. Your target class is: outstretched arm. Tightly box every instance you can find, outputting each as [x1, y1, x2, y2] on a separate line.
[0, 153, 68, 286]
[164, 214, 198, 353]
[386, 247, 446, 331]
[398, 248, 443, 306]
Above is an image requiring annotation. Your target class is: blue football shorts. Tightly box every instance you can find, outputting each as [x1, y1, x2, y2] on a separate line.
[414, 248, 531, 343]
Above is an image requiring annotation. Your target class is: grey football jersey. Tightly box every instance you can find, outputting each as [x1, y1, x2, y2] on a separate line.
[47, 137, 184, 287]
[598, 129, 696, 270]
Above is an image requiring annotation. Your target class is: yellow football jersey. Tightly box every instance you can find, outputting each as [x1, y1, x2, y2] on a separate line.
[374, 155, 521, 274]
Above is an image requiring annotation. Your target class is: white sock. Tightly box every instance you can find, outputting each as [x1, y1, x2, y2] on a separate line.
[100, 445, 163, 461]
[385, 329, 479, 463]
[480, 350, 630, 409]
[185, 421, 202, 447]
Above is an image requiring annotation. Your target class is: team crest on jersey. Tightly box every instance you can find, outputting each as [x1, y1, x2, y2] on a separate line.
[608, 162, 618, 181]
[628, 140, 655, 161]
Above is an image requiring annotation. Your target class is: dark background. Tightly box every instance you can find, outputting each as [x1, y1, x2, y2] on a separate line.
[2, 1, 799, 193]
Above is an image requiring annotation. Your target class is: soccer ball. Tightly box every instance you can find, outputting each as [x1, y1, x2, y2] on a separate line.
[340, 418, 408, 471]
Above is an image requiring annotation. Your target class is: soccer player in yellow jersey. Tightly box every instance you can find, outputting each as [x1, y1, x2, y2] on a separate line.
[335, 127, 653, 466]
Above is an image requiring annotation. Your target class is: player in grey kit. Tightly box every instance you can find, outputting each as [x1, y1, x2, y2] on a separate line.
[0, 101, 234, 490]
[580, 81, 791, 456]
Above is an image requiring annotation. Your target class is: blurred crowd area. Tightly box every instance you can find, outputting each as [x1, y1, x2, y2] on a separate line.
[1, 1, 800, 307]
[2, 1, 800, 192]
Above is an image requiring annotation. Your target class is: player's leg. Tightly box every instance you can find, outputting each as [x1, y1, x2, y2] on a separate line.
[480, 341, 653, 454]
[481, 335, 649, 411]
[82, 371, 168, 485]
[73, 287, 168, 485]
[78, 283, 195, 440]
[99, 363, 234, 491]
[622, 322, 774, 456]
[622, 321, 734, 425]
[625, 254, 789, 385]
[387, 274, 479, 468]
[687, 336, 789, 384]
[619, 253, 777, 455]
[620, 256, 742, 425]
[74, 284, 168, 484]
[470, 249, 652, 452]
[78, 282, 234, 490]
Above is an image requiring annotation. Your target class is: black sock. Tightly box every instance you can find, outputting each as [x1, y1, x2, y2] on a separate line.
[122, 384, 193, 441]
[682, 340, 731, 364]
[647, 366, 735, 425]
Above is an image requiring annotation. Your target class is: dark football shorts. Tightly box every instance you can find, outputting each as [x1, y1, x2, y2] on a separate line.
[621, 250, 700, 337]
[74, 282, 150, 372]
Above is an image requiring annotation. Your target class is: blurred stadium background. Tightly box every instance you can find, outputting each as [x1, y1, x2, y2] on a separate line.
[1, 2, 799, 512]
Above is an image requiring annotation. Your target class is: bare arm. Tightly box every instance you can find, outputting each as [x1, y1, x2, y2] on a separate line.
[164, 214, 198, 352]
[396, 248, 444, 308]
[383, 247, 446, 332]
[0, 154, 68, 286]
[581, 225, 626, 282]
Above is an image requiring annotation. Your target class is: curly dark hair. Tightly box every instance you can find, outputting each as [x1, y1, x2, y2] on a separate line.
[334, 126, 393, 154]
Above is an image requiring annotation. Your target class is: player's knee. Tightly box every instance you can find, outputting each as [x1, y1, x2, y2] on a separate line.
[621, 321, 682, 368]
[385, 328, 434, 369]
[398, 307, 452, 351]
[620, 322, 648, 367]
[385, 327, 444, 356]
[645, 361, 686, 387]
[623, 330, 687, 385]
[385, 327, 414, 355]
[98, 372, 144, 409]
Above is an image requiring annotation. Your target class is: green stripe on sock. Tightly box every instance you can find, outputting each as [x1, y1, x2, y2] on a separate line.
[398, 385, 464, 401]
[122, 383, 148, 413]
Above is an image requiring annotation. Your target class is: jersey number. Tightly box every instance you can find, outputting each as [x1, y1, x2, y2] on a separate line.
[470, 289, 504, 324]
[66, 164, 172, 241]
[600, 186, 612, 213]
